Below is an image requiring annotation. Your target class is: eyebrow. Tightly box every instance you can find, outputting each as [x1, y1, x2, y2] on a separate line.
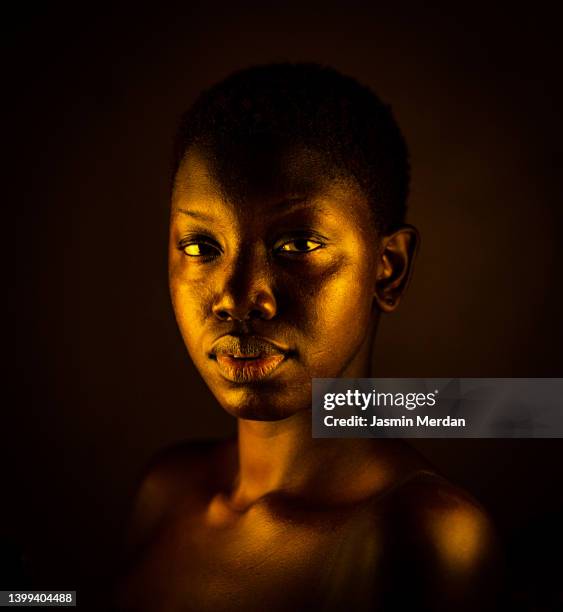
[272, 197, 334, 219]
[174, 196, 329, 222]
[272, 197, 310, 212]
[175, 208, 214, 221]
[176, 198, 310, 217]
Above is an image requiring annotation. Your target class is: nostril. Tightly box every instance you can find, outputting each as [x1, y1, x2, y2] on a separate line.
[212, 290, 277, 322]
[215, 309, 232, 321]
[248, 309, 265, 321]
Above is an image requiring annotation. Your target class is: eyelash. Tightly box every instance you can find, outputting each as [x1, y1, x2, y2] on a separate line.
[177, 235, 222, 261]
[177, 234, 327, 261]
[274, 237, 325, 255]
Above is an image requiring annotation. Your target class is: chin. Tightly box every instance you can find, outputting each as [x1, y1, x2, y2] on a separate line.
[213, 381, 309, 421]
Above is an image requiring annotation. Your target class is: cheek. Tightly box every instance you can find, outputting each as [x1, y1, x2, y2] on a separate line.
[290, 257, 375, 360]
[319, 273, 372, 336]
[169, 265, 214, 351]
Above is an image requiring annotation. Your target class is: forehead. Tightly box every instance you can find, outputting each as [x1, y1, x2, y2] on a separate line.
[172, 144, 373, 224]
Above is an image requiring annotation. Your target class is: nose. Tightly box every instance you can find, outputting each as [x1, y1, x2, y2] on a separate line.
[211, 247, 277, 322]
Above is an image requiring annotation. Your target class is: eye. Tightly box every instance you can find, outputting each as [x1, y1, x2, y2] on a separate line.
[276, 238, 324, 254]
[178, 237, 221, 259]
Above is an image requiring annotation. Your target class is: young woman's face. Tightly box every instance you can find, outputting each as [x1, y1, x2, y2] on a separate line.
[169, 146, 381, 420]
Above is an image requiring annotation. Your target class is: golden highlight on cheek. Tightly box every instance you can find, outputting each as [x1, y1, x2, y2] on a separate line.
[171, 280, 214, 322]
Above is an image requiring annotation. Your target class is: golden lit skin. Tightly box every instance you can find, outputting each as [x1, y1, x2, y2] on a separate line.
[115, 145, 503, 612]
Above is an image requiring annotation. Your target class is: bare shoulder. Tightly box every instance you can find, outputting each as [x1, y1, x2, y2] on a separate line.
[394, 470, 498, 548]
[382, 470, 503, 610]
[122, 438, 235, 555]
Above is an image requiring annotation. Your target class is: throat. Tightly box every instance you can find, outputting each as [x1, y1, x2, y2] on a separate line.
[230, 412, 393, 509]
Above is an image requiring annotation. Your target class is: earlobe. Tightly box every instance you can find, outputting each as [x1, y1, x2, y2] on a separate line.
[373, 225, 419, 312]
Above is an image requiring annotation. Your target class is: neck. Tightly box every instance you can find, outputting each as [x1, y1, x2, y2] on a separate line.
[230, 412, 395, 509]
[228, 331, 398, 508]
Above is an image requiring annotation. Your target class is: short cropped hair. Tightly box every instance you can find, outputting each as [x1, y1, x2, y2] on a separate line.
[173, 63, 410, 234]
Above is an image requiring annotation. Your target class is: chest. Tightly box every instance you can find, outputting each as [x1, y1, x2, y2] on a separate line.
[117, 504, 387, 612]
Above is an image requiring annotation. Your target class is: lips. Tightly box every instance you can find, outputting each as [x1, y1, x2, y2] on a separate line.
[210, 336, 288, 382]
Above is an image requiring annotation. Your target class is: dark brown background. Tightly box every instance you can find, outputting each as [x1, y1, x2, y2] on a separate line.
[4, 2, 563, 610]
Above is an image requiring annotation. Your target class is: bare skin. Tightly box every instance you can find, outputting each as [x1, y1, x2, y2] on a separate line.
[114, 145, 502, 611]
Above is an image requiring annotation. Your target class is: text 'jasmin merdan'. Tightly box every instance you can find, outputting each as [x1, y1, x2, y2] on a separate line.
[323, 389, 437, 411]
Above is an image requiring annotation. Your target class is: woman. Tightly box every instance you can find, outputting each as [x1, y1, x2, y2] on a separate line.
[115, 63, 501, 611]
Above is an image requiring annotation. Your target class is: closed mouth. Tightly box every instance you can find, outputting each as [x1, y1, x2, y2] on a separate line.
[210, 336, 289, 382]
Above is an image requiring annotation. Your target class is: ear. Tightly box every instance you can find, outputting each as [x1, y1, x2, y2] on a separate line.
[374, 225, 419, 312]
